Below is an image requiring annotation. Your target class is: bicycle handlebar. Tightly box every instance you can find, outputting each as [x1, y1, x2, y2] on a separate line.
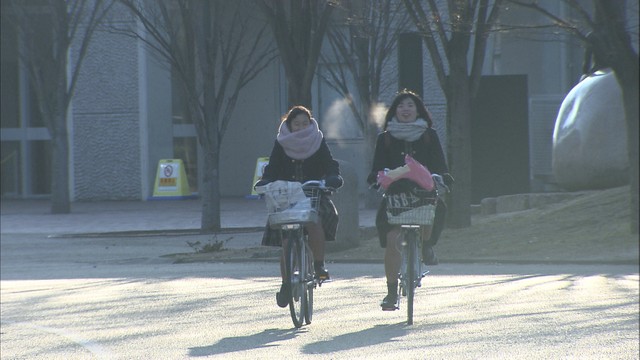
[431, 174, 450, 194]
[301, 180, 335, 193]
[255, 180, 335, 195]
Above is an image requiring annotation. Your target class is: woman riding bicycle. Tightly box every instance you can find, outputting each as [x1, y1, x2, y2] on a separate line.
[254, 105, 344, 308]
[367, 90, 453, 311]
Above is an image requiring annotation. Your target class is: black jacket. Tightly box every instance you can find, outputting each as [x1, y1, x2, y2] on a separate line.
[261, 138, 341, 183]
[367, 128, 448, 185]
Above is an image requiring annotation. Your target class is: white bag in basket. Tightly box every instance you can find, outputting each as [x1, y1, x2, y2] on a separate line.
[260, 180, 308, 212]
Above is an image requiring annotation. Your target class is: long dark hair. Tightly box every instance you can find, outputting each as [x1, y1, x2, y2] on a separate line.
[383, 89, 433, 130]
[282, 105, 312, 131]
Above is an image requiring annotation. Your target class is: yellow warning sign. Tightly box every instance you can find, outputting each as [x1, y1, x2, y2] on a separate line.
[151, 159, 193, 199]
[250, 157, 270, 196]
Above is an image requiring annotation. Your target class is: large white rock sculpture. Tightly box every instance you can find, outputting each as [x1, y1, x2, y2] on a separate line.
[552, 69, 629, 190]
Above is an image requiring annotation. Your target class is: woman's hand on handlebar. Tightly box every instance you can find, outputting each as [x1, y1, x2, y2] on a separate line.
[254, 179, 271, 189]
[442, 173, 455, 187]
[325, 175, 343, 189]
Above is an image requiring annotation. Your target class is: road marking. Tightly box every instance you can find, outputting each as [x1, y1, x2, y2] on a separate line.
[3, 320, 115, 359]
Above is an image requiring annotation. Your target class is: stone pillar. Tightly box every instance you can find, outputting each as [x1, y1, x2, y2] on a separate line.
[329, 159, 359, 250]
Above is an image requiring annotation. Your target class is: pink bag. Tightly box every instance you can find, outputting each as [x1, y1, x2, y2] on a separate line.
[377, 154, 434, 191]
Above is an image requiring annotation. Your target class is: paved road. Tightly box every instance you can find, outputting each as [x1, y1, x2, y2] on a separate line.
[1, 233, 638, 359]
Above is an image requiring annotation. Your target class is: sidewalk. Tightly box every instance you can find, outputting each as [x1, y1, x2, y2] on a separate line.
[2, 195, 638, 265]
[0, 198, 377, 236]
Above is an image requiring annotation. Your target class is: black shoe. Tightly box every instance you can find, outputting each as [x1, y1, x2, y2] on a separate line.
[422, 245, 439, 265]
[276, 282, 290, 308]
[315, 266, 330, 281]
[380, 294, 398, 311]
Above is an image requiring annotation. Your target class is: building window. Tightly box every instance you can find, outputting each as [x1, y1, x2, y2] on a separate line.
[1, 2, 53, 198]
[29, 140, 51, 194]
[1, 15, 19, 129]
[1, 141, 21, 197]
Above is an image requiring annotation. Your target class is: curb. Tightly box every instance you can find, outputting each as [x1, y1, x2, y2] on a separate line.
[47, 227, 266, 238]
[47, 226, 378, 239]
[170, 257, 639, 266]
[167, 253, 639, 266]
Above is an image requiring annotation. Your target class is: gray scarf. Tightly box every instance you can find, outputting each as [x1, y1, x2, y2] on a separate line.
[386, 118, 429, 142]
[276, 118, 323, 160]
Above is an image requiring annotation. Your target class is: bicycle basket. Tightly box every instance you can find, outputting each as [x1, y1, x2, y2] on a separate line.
[385, 179, 437, 226]
[261, 181, 320, 227]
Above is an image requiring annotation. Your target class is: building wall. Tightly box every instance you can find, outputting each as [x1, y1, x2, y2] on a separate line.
[71, 22, 143, 200]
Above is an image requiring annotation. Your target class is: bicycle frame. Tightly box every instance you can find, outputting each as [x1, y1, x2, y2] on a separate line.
[381, 174, 445, 325]
[279, 224, 315, 328]
[258, 180, 332, 328]
[397, 225, 428, 325]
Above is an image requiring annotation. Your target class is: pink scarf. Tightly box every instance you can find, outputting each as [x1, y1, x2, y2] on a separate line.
[277, 118, 323, 160]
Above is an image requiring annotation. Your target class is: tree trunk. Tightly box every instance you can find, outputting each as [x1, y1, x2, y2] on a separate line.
[445, 68, 472, 228]
[364, 119, 378, 172]
[199, 71, 222, 233]
[200, 147, 221, 233]
[287, 81, 312, 109]
[363, 119, 381, 208]
[50, 81, 70, 214]
[50, 112, 70, 214]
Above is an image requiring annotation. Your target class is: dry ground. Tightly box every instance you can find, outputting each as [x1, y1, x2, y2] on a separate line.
[172, 186, 639, 264]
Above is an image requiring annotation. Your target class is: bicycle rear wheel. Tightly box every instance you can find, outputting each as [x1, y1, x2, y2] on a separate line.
[286, 229, 306, 328]
[405, 230, 417, 325]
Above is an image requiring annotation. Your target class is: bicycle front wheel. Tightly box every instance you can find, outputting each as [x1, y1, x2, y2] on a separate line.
[304, 243, 314, 325]
[286, 229, 306, 328]
[405, 230, 417, 325]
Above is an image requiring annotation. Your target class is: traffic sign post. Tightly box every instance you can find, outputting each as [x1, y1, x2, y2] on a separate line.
[149, 159, 196, 200]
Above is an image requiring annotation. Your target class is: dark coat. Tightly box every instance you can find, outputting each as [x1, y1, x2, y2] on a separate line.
[367, 128, 448, 185]
[262, 138, 341, 183]
[368, 128, 449, 248]
[259, 138, 341, 246]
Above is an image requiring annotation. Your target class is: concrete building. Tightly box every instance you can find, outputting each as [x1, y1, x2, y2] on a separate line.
[1, 1, 637, 202]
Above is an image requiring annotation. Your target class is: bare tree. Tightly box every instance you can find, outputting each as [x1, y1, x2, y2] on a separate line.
[116, 0, 275, 233]
[2, 0, 115, 213]
[321, 0, 411, 170]
[403, 0, 503, 228]
[258, 0, 335, 108]
[507, 0, 639, 233]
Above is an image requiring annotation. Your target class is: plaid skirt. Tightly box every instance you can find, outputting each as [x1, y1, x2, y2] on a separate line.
[261, 195, 338, 247]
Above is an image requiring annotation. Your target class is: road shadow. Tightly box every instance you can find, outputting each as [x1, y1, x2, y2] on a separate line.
[188, 328, 301, 357]
[302, 322, 408, 354]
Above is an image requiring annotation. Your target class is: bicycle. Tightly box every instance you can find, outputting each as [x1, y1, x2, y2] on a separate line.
[383, 174, 448, 325]
[256, 180, 333, 328]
